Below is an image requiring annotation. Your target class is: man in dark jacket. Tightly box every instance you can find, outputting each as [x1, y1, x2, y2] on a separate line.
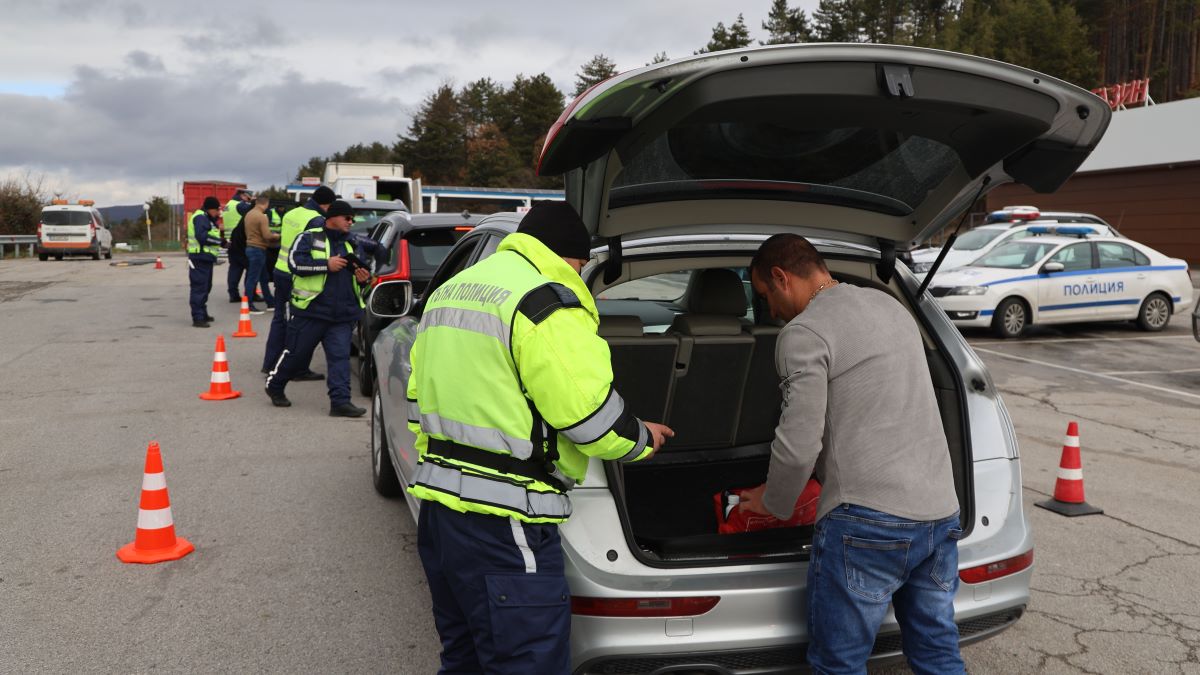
[225, 189, 255, 303]
[186, 197, 224, 327]
[265, 200, 385, 416]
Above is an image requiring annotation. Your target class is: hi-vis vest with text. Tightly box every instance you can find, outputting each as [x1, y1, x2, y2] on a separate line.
[405, 234, 652, 524]
[275, 205, 320, 273]
[289, 229, 365, 310]
[186, 210, 221, 258]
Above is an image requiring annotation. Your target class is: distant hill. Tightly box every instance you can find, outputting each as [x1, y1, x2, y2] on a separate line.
[100, 204, 182, 223]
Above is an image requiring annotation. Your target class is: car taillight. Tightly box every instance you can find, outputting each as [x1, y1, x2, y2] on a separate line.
[90, 222, 96, 239]
[372, 240, 410, 288]
[571, 596, 720, 618]
[959, 549, 1033, 584]
[37, 223, 43, 239]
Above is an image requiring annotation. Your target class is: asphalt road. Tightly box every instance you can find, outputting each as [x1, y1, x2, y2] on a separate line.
[3, 254, 1199, 673]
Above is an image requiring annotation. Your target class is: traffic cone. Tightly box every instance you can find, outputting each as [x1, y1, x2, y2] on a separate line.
[117, 442, 195, 564]
[199, 335, 241, 400]
[1036, 422, 1103, 517]
[154, 257, 164, 270]
[232, 296, 257, 338]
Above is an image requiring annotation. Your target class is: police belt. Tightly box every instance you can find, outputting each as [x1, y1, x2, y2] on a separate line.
[427, 438, 568, 492]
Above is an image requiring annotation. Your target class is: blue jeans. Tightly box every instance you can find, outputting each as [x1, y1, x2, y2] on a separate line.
[807, 504, 965, 675]
[244, 247, 274, 306]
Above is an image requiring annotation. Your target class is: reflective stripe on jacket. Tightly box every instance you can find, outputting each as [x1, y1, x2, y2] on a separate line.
[405, 232, 652, 524]
[186, 210, 221, 259]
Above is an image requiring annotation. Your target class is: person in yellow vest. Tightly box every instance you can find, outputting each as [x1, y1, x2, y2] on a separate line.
[261, 186, 337, 379]
[406, 201, 674, 672]
[186, 197, 224, 327]
[264, 200, 385, 416]
[224, 189, 255, 303]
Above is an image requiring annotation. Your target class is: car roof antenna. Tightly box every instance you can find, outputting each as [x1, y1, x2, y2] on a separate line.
[917, 176, 991, 298]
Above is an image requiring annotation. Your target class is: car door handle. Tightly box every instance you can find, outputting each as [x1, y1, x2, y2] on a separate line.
[1137, 274, 1147, 280]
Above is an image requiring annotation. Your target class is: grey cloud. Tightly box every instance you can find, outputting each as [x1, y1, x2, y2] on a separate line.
[125, 50, 164, 72]
[378, 64, 442, 87]
[0, 65, 407, 193]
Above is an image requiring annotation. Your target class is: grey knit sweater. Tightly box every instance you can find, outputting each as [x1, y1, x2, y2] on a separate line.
[761, 282, 960, 523]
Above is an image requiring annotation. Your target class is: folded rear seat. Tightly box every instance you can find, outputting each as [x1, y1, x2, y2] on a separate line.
[665, 269, 754, 450]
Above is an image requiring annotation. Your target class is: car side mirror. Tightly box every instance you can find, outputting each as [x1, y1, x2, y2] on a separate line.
[368, 280, 413, 318]
[1042, 261, 1065, 274]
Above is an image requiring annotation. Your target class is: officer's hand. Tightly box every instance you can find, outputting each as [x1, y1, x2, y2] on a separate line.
[220, 238, 229, 249]
[644, 422, 674, 455]
[354, 268, 370, 284]
[327, 256, 348, 272]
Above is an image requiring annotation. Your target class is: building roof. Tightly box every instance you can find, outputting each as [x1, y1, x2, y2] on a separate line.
[1078, 97, 1200, 173]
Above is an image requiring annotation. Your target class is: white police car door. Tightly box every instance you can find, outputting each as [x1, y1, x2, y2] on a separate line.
[1094, 241, 1148, 319]
[1037, 242, 1098, 323]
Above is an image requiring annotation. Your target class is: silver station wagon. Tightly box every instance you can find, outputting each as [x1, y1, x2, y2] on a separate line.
[365, 43, 1110, 673]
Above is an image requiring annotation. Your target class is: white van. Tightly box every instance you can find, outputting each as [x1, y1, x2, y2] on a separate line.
[37, 202, 113, 261]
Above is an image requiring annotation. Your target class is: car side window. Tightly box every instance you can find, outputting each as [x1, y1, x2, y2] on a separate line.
[1096, 242, 1144, 268]
[1049, 243, 1094, 271]
[475, 234, 504, 261]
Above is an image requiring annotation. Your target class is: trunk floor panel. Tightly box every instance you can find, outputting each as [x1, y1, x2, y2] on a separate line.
[622, 456, 811, 559]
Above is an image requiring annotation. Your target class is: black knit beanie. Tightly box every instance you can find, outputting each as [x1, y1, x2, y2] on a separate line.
[516, 201, 591, 260]
[202, 196, 220, 210]
[312, 185, 337, 205]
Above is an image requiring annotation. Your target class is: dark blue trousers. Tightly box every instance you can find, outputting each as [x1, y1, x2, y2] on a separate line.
[187, 258, 213, 322]
[418, 501, 571, 675]
[266, 314, 352, 406]
[227, 251, 246, 301]
[262, 271, 311, 373]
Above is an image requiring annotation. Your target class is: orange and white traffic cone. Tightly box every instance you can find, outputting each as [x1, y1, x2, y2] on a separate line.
[116, 442, 195, 564]
[232, 296, 257, 338]
[1036, 422, 1103, 517]
[199, 335, 241, 400]
[154, 257, 164, 270]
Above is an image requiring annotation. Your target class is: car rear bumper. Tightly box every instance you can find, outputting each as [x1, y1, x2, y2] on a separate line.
[572, 605, 1024, 674]
[38, 241, 95, 251]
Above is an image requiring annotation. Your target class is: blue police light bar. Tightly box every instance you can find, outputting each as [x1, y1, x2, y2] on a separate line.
[1026, 225, 1097, 236]
[986, 209, 1041, 223]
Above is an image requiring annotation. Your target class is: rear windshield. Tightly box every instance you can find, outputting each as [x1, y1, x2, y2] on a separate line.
[41, 210, 93, 226]
[952, 229, 1006, 251]
[611, 121, 960, 215]
[974, 241, 1057, 269]
[400, 229, 469, 277]
[351, 209, 399, 233]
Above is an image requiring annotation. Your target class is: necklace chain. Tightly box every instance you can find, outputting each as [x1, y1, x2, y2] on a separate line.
[809, 279, 838, 304]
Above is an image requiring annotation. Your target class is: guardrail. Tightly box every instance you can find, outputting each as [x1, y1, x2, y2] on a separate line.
[0, 235, 37, 259]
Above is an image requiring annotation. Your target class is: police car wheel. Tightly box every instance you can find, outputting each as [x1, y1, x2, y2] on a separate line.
[371, 390, 402, 498]
[1137, 293, 1171, 332]
[992, 297, 1028, 339]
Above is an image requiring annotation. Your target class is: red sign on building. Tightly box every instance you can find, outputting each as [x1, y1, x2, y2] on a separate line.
[1091, 79, 1151, 110]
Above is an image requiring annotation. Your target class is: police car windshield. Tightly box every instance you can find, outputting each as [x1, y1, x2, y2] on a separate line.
[974, 240, 1058, 269]
[41, 210, 92, 226]
[952, 228, 1005, 251]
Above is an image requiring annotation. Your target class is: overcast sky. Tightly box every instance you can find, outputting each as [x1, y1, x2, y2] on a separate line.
[0, 0, 819, 205]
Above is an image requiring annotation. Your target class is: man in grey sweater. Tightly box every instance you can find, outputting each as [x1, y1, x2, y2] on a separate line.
[741, 233, 964, 675]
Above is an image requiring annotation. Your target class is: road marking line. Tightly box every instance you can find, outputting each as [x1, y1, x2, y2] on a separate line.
[970, 334, 1195, 347]
[1100, 367, 1200, 376]
[973, 347, 1200, 403]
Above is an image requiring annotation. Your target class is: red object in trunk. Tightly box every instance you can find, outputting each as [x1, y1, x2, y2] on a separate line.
[714, 480, 821, 534]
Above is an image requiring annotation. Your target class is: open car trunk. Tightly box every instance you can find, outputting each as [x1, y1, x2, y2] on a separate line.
[601, 276, 970, 567]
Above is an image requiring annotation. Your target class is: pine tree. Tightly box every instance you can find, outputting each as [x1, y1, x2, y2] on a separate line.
[497, 73, 566, 185]
[466, 123, 524, 187]
[649, 51, 670, 65]
[813, 0, 866, 42]
[697, 13, 754, 53]
[574, 54, 619, 96]
[459, 78, 505, 139]
[762, 0, 814, 44]
[294, 156, 326, 182]
[394, 85, 467, 184]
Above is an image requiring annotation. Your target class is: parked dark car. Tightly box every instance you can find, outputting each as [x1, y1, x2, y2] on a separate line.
[352, 210, 482, 394]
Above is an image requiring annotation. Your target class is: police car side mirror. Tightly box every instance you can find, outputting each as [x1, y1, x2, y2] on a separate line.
[1042, 261, 1065, 274]
[368, 280, 413, 318]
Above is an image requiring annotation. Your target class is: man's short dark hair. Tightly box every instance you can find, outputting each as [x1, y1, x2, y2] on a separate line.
[750, 233, 828, 286]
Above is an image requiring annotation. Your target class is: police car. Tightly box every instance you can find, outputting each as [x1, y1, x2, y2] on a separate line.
[930, 226, 1192, 337]
[908, 209, 1117, 277]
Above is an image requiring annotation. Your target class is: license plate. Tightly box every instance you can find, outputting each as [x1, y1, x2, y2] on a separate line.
[48, 235, 69, 241]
